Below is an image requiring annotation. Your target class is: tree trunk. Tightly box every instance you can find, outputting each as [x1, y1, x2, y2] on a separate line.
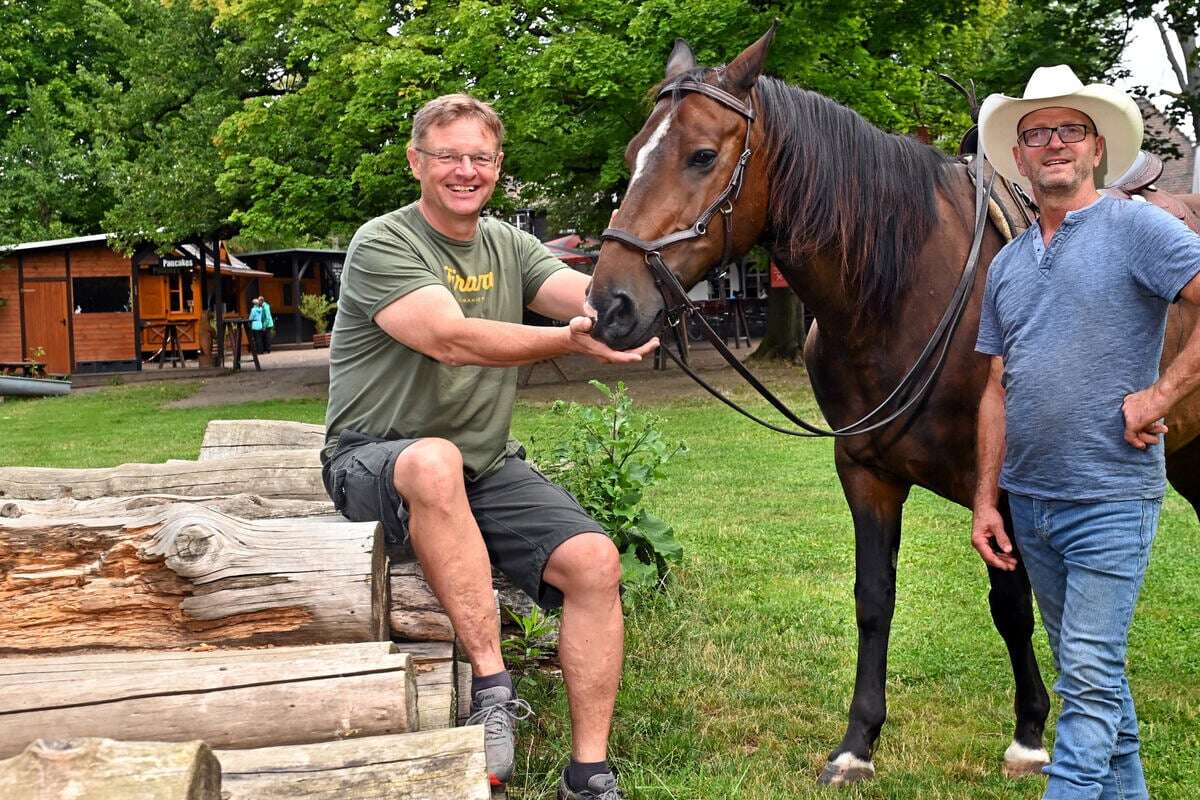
[0, 504, 387, 652]
[0, 645, 417, 759]
[0, 451, 327, 501]
[216, 728, 489, 800]
[0, 739, 222, 800]
[749, 286, 805, 362]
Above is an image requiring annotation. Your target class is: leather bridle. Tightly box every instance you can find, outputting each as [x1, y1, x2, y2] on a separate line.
[601, 78, 755, 326]
[600, 75, 995, 438]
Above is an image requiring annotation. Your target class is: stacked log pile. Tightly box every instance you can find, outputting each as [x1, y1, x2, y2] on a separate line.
[0, 419, 525, 799]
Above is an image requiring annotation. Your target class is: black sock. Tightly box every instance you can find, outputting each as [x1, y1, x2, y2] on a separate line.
[471, 669, 514, 697]
[566, 759, 610, 790]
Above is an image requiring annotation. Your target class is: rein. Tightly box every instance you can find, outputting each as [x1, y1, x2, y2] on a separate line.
[601, 76, 995, 437]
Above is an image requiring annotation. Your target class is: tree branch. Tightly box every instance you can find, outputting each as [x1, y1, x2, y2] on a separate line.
[1154, 14, 1189, 90]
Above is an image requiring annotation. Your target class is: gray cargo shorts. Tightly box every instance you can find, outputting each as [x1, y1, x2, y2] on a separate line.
[322, 430, 603, 609]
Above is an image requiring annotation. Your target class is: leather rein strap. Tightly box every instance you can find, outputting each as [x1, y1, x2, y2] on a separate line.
[601, 77, 995, 437]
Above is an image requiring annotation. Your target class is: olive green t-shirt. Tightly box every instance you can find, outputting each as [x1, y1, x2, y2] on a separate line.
[324, 203, 565, 480]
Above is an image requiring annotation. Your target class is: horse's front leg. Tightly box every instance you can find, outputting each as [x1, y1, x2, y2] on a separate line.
[991, 494, 1051, 777]
[819, 459, 909, 786]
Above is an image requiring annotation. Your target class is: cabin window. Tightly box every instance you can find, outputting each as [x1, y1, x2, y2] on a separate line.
[72, 277, 131, 313]
[168, 271, 193, 312]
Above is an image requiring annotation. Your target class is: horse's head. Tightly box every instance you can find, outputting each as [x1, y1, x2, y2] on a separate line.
[589, 28, 776, 349]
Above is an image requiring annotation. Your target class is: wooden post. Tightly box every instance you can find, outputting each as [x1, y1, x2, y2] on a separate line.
[213, 236, 224, 367]
[0, 739, 222, 800]
[0, 502, 386, 652]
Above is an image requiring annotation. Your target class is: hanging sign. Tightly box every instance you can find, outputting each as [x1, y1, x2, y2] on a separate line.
[769, 262, 788, 288]
[152, 255, 197, 275]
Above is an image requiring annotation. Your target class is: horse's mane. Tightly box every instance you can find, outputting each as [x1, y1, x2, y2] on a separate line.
[754, 76, 952, 321]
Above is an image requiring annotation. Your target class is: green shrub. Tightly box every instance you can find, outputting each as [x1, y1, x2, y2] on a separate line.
[532, 380, 686, 589]
[299, 293, 337, 335]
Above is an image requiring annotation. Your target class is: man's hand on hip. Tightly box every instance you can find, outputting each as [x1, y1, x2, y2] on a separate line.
[971, 504, 1017, 571]
[1121, 386, 1170, 450]
[566, 317, 659, 363]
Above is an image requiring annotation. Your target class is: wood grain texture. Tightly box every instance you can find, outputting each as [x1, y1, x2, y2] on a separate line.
[389, 560, 454, 642]
[0, 450, 327, 501]
[0, 504, 387, 652]
[216, 727, 490, 800]
[0, 647, 417, 759]
[199, 420, 327, 461]
[0, 494, 336, 521]
[396, 642, 456, 731]
[0, 738, 221, 800]
[0, 642, 401, 680]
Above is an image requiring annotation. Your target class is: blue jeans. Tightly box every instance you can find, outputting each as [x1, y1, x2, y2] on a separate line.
[1009, 494, 1161, 800]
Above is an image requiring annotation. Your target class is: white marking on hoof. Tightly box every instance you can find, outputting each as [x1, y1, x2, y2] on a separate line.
[1002, 740, 1050, 778]
[818, 752, 876, 786]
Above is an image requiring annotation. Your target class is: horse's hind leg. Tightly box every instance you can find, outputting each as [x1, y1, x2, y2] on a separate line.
[819, 462, 908, 786]
[989, 494, 1051, 777]
[1167, 438, 1200, 525]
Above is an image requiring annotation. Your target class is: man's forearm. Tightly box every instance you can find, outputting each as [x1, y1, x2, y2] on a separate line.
[1153, 312, 1200, 409]
[432, 318, 574, 367]
[974, 380, 1006, 509]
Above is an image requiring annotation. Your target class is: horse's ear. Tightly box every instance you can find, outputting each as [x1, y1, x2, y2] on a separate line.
[666, 39, 697, 81]
[721, 24, 777, 97]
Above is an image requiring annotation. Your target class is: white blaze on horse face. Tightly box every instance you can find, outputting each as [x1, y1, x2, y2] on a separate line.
[629, 110, 674, 188]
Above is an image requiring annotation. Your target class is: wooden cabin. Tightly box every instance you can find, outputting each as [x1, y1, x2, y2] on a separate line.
[0, 235, 278, 375]
[233, 249, 344, 344]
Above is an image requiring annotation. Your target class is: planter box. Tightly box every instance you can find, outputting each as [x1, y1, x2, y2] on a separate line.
[313, 333, 332, 348]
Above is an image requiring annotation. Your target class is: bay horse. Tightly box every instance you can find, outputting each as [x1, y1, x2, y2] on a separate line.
[588, 28, 1200, 784]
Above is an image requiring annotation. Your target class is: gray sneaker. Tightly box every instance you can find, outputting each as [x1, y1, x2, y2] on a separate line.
[557, 769, 624, 799]
[465, 686, 532, 786]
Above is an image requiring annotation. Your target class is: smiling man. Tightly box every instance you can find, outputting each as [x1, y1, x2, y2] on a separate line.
[323, 94, 655, 799]
[972, 67, 1200, 799]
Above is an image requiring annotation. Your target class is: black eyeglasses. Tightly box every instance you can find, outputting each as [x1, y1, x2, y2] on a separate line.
[413, 147, 501, 168]
[1018, 123, 1093, 148]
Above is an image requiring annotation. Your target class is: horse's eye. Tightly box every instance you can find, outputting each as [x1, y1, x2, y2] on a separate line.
[688, 149, 718, 168]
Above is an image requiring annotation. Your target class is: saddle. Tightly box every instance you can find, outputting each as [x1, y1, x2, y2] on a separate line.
[1101, 151, 1200, 235]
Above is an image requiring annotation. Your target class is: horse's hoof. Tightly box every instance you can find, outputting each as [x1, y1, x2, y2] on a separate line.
[818, 752, 876, 786]
[1002, 741, 1050, 778]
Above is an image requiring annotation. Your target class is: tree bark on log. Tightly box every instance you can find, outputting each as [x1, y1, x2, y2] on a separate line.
[389, 560, 454, 642]
[199, 420, 326, 461]
[389, 560, 538, 642]
[0, 494, 335, 521]
[0, 505, 387, 652]
[397, 642, 457, 730]
[216, 727, 489, 800]
[0, 642, 458, 734]
[0, 738, 222, 800]
[0, 646, 417, 759]
[0, 451, 327, 502]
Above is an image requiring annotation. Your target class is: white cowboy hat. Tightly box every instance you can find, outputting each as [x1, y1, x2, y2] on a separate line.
[978, 64, 1143, 193]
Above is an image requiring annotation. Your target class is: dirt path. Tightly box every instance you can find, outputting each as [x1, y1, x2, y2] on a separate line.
[158, 340, 812, 408]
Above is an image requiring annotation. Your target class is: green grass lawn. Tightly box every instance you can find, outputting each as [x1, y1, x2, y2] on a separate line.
[2, 384, 1197, 799]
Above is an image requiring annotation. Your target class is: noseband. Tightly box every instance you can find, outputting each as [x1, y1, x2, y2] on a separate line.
[600, 77, 755, 325]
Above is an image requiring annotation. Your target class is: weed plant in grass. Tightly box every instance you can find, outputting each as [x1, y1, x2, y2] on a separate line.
[2, 384, 1197, 798]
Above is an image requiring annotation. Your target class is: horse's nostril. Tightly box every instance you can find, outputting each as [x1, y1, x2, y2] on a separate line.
[591, 288, 638, 342]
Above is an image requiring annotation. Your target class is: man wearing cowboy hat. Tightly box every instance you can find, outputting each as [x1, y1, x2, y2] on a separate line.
[971, 65, 1200, 798]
